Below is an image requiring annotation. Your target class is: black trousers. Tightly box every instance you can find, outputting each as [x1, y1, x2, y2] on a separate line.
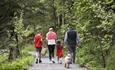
[36, 47, 42, 53]
[68, 44, 76, 63]
[48, 45, 55, 60]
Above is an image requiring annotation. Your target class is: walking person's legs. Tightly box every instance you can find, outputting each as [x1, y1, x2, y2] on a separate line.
[35, 51, 39, 63]
[59, 57, 62, 64]
[51, 45, 55, 58]
[35, 47, 42, 63]
[38, 47, 42, 63]
[68, 44, 76, 63]
[51, 45, 55, 63]
[57, 57, 59, 63]
[73, 48, 76, 63]
[48, 45, 55, 63]
[48, 45, 52, 61]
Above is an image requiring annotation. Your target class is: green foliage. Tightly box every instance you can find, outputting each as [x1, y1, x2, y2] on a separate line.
[0, 52, 8, 63]
[22, 44, 35, 54]
[0, 0, 115, 69]
[107, 46, 115, 70]
[0, 44, 34, 70]
[0, 56, 33, 70]
[92, 67, 108, 70]
[77, 39, 100, 66]
[72, 0, 115, 69]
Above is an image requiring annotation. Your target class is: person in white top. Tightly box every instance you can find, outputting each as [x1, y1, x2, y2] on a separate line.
[46, 28, 57, 63]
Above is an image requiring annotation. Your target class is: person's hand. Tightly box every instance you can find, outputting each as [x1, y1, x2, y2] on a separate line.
[63, 45, 66, 48]
[63, 43, 66, 48]
[64, 46, 66, 48]
[78, 43, 81, 48]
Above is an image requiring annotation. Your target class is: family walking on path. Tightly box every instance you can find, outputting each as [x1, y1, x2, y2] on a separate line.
[34, 27, 81, 64]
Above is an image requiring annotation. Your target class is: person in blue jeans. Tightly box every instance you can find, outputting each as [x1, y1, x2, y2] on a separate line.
[64, 26, 81, 63]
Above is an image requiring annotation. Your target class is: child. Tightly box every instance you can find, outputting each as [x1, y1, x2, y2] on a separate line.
[34, 32, 43, 63]
[56, 40, 64, 64]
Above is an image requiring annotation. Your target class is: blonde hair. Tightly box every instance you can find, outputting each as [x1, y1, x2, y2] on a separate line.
[49, 28, 53, 31]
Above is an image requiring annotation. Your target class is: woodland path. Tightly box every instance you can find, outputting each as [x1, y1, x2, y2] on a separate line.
[28, 51, 88, 70]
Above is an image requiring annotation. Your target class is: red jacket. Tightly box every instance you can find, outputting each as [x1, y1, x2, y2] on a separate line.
[34, 34, 42, 47]
[56, 45, 63, 57]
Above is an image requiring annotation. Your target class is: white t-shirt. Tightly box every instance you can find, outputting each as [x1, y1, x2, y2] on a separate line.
[47, 39, 56, 45]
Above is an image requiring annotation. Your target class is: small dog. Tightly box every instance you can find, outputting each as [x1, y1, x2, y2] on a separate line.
[64, 54, 72, 68]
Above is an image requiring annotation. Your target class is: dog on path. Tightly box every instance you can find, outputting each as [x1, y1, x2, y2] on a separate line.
[64, 54, 72, 68]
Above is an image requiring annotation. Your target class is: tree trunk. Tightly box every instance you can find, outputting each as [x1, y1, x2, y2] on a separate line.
[8, 27, 20, 61]
[101, 49, 106, 67]
[98, 37, 106, 68]
[57, 15, 60, 27]
[15, 45, 20, 58]
[8, 47, 14, 61]
[52, 0, 58, 31]
[62, 13, 65, 24]
[15, 34, 20, 58]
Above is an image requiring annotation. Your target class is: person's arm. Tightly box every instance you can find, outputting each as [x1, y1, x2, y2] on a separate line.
[76, 32, 80, 47]
[64, 32, 68, 47]
[54, 32, 57, 40]
[46, 33, 48, 40]
[41, 35, 43, 41]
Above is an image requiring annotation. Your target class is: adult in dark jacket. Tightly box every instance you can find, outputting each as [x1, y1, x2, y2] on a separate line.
[64, 27, 80, 63]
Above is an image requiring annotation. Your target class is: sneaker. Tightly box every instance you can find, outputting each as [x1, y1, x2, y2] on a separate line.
[59, 61, 62, 64]
[52, 58, 55, 63]
[39, 60, 42, 63]
[35, 59, 38, 64]
[52, 61, 55, 63]
[59, 58, 62, 64]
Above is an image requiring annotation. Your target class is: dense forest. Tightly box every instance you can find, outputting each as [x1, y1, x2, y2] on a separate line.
[0, 0, 115, 70]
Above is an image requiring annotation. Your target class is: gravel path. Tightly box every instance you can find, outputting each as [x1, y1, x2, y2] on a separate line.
[28, 52, 87, 70]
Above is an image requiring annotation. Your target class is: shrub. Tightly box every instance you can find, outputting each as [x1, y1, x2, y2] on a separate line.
[0, 56, 33, 70]
[107, 48, 115, 70]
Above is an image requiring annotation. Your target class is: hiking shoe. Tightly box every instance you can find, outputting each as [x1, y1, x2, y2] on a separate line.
[39, 60, 42, 63]
[52, 58, 55, 63]
[52, 60, 55, 63]
[35, 59, 38, 64]
[59, 61, 62, 64]
[59, 58, 62, 64]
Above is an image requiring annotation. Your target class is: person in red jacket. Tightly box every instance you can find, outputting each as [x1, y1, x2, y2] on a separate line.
[34, 32, 43, 63]
[56, 40, 63, 64]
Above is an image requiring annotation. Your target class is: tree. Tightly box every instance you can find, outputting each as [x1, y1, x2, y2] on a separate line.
[73, 0, 115, 68]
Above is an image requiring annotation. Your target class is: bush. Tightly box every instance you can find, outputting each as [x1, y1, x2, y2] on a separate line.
[0, 44, 34, 70]
[0, 56, 33, 70]
[107, 48, 115, 70]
